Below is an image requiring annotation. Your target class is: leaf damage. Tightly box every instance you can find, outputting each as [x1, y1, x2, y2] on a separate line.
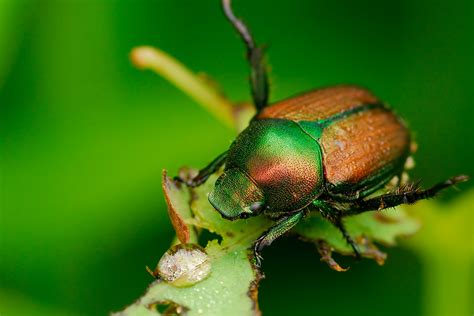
[115, 172, 269, 316]
[294, 207, 419, 270]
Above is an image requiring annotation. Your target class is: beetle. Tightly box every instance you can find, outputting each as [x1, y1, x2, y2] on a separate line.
[179, 0, 468, 266]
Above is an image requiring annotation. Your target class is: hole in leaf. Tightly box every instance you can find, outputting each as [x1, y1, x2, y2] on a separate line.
[198, 228, 223, 246]
[153, 300, 188, 315]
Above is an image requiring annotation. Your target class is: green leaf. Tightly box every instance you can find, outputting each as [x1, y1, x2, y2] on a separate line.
[294, 209, 420, 269]
[116, 240, 261, 316]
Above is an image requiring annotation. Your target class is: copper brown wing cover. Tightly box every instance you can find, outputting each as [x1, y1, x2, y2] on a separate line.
[320, 108, 410, 186]
[257, 85, 379, 122]
[257, 85, 410, 187]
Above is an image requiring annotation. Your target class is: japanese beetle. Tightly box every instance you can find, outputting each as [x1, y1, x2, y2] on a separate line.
[180, 0, 468, 266]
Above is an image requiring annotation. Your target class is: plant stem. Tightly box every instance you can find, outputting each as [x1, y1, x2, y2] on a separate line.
[130, 46, 236, 129]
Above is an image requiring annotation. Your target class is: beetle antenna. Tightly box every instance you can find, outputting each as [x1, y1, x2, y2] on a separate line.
[222, 0, 269, 111]
[222, 0, 255, 50]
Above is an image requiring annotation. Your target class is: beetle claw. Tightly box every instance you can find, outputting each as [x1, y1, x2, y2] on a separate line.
[172, 174, 201, 188]
[253, 250, 264, 268]
[448, 174, 469, 185]
[173, 175, 185, 184]
[187, 177, 204, 188]
[253, 239, 265, 268]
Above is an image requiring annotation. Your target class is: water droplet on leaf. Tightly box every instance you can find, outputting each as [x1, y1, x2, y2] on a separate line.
[155, 243, 211, 287]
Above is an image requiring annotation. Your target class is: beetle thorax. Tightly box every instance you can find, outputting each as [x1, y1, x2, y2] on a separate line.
[226, 119, 324, 213]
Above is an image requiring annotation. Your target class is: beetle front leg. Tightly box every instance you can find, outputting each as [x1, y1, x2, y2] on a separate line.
[253, 210, 305, 267]
[222, 0, 269, 112]
[344, 175, 469, 216]
[175, 151, 228, 187]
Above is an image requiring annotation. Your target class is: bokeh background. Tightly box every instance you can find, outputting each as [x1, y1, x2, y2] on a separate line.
[1, 0, 473, 315]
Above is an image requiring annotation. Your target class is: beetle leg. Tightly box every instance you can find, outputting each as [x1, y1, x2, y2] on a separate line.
[253, 210, 305, 267]
[174, 151, 228, 187]
[344, 175, 469, 216]
[222, 0, 269, 112]
[332, 216, 362, 260]
[312, 200, 362, 259]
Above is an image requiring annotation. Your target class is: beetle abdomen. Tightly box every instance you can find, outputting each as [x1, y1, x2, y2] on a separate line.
[257, 85, 379, 122]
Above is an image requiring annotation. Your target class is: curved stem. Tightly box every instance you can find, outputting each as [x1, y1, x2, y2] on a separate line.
[131, 46, 236, 129]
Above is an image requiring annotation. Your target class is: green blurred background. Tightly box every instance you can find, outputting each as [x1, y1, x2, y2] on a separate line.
[1, 0, 473, 315]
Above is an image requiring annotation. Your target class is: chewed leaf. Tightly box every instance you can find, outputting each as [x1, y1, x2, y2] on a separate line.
[114, 241, 262, 316]
[294, 207, 420, 269]
[344, 209, 420, 245]
[115, 172, 268, 316]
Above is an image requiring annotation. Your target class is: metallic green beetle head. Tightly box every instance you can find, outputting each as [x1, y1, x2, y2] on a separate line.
[208, 168, 265, 220]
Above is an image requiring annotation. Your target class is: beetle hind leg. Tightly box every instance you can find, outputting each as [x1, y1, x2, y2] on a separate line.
[332, 216, 362, 260]
[311, 201, 362, 259]
[344, 175, 469, 216]
[253, 210, 305, 267]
